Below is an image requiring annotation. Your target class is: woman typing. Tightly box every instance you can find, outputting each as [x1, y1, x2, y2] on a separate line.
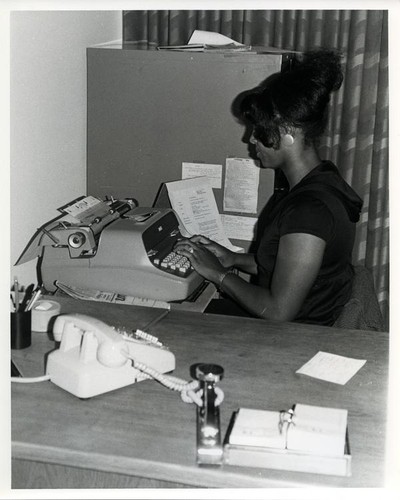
[175, 49, 362, 326]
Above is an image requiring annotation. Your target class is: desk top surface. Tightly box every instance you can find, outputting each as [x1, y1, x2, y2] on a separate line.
[11, 296, 389, 488]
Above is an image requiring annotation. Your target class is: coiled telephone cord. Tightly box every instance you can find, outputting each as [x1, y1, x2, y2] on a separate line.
[129, 357, 224, 407]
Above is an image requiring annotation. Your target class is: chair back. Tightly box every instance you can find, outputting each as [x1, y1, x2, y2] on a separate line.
[333, 266, 385, 331]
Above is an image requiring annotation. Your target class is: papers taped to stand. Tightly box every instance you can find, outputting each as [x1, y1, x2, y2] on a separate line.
[55, 281, 170, 309]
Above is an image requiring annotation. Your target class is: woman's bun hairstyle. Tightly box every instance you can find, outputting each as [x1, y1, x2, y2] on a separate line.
[294, 49, 344, 93]
[240, 48, 344, 148]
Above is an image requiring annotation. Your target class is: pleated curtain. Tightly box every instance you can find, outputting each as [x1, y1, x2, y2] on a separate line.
[123, 10, 389, 329]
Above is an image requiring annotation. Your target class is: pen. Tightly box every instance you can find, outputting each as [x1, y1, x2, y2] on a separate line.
[14, 277, 20, 312]
[142, 309, 170, 333]
[24, 286, 39, 311]
[26, 288, 42, 311]
[10, 294, 16, 312]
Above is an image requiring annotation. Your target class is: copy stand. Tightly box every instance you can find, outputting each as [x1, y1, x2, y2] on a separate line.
[223, 405, 352, 477]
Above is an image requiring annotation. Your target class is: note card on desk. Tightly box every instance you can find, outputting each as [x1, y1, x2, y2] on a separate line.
[296, 351, 366, 385]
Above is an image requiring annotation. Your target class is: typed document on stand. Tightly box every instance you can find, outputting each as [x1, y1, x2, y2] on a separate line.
[166, 177, 242, 252]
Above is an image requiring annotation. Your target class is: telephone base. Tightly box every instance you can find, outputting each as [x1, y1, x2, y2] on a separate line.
[47, 312, 176, 398]
[46, 347, 173, 398]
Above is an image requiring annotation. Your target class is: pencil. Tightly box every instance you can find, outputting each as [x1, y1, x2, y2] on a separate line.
[14, 277, 20, 312]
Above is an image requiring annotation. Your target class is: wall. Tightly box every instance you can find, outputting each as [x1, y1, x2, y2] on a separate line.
[10, 10, 122, 289]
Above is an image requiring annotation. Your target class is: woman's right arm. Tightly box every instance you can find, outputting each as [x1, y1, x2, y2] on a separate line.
[182, 235, 258, 275]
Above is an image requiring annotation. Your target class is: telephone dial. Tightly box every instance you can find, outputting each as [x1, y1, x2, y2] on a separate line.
[46, 313, 176, 398]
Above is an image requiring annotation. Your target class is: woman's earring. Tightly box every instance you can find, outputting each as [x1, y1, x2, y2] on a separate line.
[282, 134, 294, 146]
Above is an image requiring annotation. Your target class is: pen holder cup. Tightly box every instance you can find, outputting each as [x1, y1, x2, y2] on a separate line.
[11, 310, 32, 349]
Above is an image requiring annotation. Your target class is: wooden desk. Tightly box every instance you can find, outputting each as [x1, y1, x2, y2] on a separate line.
[11, 296, 389, 489]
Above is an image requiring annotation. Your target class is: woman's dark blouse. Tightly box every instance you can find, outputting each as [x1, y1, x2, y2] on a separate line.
[255, 161, 363, 326]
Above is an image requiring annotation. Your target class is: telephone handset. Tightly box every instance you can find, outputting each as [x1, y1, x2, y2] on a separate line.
[47, 313, 176, 398]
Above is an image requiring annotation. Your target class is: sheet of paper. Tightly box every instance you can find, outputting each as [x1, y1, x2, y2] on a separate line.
[289, 404, 348, 456]
[223, 158, 260, 213]
[182, 163, 222, 189]
[229, 408, 286, 449]
[59, 196, 110, 225]
[221, 214, 258, 241]
[166, 177, 241, 252]
[296, 351, 366, 385]
[55, 281, 170, 309]
[188, 29, 243, 46]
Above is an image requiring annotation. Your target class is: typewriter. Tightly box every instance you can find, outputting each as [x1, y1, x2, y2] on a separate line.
[16, 196, 204, 302]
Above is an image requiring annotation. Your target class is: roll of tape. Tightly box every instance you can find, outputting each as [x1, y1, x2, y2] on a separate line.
[31, 300, 61, 332]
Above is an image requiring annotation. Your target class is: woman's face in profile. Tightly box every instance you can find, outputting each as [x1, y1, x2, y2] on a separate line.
[250, 132, 284, 169]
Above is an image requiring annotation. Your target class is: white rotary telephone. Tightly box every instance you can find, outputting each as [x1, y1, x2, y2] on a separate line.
[46, 313, 176, 398]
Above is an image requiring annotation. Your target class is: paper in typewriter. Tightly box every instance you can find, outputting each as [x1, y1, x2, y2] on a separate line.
[166, 177, 242, 252]
[59, 195, 110, 225]
[229, 403, 348, 457]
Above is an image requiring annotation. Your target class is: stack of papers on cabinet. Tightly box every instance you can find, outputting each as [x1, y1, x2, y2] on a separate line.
[157, 30, 253, 53]
[224, 403, 351, 476]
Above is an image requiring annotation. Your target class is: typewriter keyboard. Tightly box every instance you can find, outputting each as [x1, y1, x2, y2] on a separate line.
[152, 251, 194, 277]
